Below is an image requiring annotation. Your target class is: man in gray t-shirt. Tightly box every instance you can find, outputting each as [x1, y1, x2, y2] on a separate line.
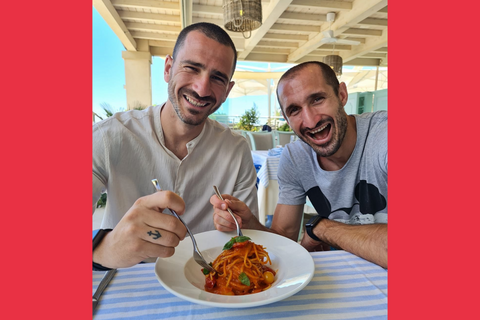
[211, 61, 388, 268]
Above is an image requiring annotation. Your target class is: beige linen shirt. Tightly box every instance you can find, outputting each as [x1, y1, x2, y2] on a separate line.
[93, 104, 259, 234]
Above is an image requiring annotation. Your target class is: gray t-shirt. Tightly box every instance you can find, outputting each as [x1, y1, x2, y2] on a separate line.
[277, 111, 388, 225]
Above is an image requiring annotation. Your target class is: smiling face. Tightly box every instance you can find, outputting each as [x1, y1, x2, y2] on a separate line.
[278, 64, 349, 158]
[164, 30, 235, 127]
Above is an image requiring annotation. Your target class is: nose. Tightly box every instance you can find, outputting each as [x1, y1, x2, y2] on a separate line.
[302, 106, 319, 129]
[192, 74, 212, 98]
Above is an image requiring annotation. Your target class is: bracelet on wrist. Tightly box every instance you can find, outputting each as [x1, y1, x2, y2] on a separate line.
[92, 229, 113, 271]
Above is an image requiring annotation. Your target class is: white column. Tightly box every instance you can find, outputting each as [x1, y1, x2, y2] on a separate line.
[122, 51, 152, 110]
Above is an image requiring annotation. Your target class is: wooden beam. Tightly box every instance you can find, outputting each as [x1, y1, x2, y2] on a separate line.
[344, 58, 382, 66]
[357, 18, 388, 27]
[131, 32, 178, 42]
[342, 31, 388, 63]
[238, 0, 293, 60]
[150, 46, 173, 57]
[290, 0, 352, 11]
[318, 44, 353, 51]
[270, 23, 319, 33]
[251, 47, 292, 54]
[287, 0, 388, 62]
[118, 11, 180, 23]
[310, 50, 341, 55]
[243, 53, 288, 63]
[232, 71, 286, 80]
[374, 46, 388, 53]
[111, 0, 179, 11]
[279, 12, 326, 23]
[263, 33, 309, 42]
[94, 0, 136, 50]
[193, 4, 223, 15]
[125, 22, 181, 34]
[342, 28, 383, 36]
[257, 40, 299, 48]
[361, 53, 387, 58]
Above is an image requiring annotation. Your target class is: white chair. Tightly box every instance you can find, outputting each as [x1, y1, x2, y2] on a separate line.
[232, 130, 253, 150]
[246, 132, 275, 150]
[274, 131, 297, 146]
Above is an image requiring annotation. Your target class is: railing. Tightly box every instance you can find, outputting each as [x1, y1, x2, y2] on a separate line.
[212, 115, 287, 130]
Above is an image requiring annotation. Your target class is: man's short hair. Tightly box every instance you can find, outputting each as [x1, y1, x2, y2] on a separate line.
[172, 22, 237, 79]
[277, 61, 340, 112]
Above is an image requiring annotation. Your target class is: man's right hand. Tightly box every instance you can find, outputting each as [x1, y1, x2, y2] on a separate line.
[93, 191, 187, 269]
[210, 194, 263, 232]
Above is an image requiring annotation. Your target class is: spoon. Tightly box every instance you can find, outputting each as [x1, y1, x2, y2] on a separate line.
[151, 179, 215, 273]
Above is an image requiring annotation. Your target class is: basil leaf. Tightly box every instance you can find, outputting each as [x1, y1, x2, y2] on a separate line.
[223, 238, 235, 250]
[239, 272, 250, 286]
[235, 236, 251, 243]
[202, 262, 213, 275]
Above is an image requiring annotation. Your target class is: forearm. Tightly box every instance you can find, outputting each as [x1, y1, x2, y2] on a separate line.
[315, 219, 388, 268]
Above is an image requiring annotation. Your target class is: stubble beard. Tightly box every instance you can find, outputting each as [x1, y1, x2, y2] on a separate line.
[296, 103, 348, 158]
[167, 81, 219, 126]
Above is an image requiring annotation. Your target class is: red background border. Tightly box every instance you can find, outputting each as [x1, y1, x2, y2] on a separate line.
[2, 1, 479, 319]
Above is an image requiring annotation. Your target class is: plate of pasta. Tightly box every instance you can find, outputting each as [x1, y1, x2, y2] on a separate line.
[155, 229, 315, 308]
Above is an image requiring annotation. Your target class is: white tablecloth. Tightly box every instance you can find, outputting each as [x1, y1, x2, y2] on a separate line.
[252, 151, 280, 225]
[93, 250, 388, 319]
[252, 150, 316, 225]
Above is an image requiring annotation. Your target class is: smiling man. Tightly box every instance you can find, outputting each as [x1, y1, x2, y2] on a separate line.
[92, 22, 259, 270]
[211, 61, 388, 268]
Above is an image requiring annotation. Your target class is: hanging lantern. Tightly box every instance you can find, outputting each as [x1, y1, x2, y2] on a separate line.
[323, 55, 343, 77]
[223, 0, 262, 39]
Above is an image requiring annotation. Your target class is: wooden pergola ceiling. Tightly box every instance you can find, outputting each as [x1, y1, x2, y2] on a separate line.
[94, 0, 388, 67]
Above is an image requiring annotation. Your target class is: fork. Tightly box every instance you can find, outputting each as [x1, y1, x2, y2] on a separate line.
[213, 185, 244, 237]
[151, 179, 216, 273]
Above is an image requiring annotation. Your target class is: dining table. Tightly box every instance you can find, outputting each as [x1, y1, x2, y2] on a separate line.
[92, 250, 388, 319]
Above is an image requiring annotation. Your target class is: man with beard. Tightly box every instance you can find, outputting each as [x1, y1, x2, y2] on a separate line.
[211, 61, 388, 268]
[92, 22, 258, 270]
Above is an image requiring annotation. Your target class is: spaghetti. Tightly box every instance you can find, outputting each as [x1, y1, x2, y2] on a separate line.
[202, 236, 276, 295]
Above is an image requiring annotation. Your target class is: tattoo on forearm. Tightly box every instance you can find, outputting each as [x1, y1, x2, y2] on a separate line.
[147, 230, 161, 239]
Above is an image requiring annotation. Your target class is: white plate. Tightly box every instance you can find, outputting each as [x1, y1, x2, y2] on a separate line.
[155, 229, 315, 308]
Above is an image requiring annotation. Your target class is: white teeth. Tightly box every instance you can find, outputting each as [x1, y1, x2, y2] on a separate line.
[310, 123, 328, 134]
[185, 95, 207, 107]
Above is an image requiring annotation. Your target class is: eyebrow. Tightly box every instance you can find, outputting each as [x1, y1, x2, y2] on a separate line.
[284, 103, 299, 115]
[182, 59, 230, 83]
[284, 91, 327, 115]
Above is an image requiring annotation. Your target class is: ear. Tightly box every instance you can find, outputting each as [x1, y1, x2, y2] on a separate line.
[222, 80, 236, 102]
[164, 55, 173, 82]
[338, 82, 348, 106]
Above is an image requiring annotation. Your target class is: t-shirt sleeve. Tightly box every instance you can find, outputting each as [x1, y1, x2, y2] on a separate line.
[277, 146, 308, 206]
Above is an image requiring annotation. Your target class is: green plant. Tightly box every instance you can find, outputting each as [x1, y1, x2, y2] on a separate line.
[100, 102, 125, 118]
[96, 193, 107, 208]
[277, 122, 292, 131]
[131, 101, 147, 110]
[235, 105, 260, 131]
